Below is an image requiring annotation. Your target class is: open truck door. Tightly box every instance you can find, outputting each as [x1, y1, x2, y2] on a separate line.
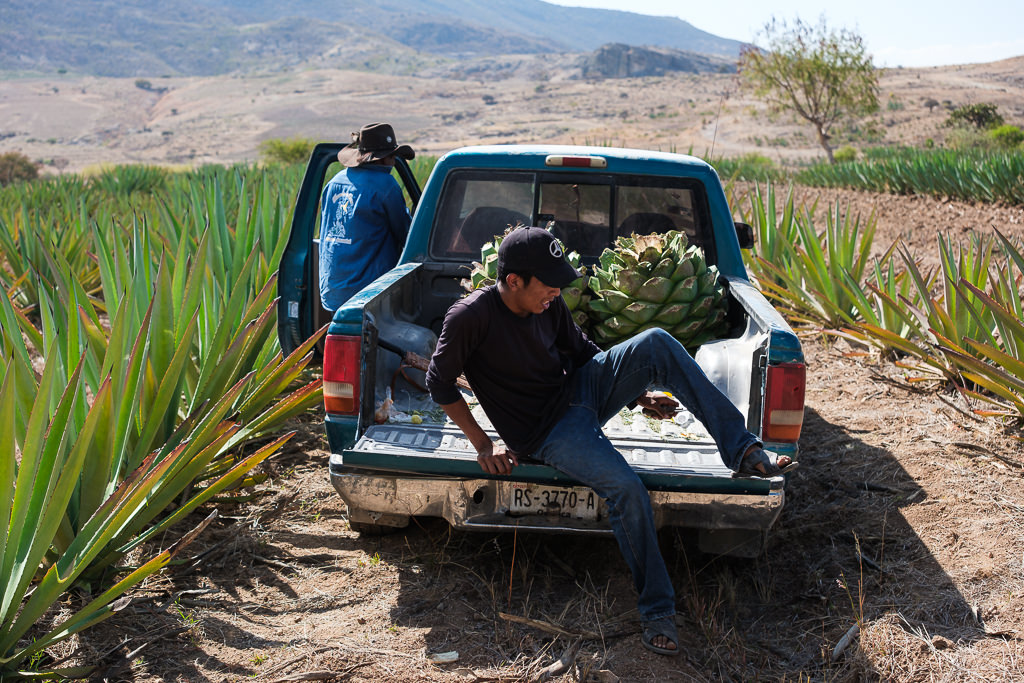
[277, 142, 422, 357]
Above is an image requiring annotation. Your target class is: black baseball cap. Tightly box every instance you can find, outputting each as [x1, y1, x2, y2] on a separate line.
[498, 226, 580, 288]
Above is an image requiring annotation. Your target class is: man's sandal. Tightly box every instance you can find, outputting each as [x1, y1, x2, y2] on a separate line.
[641, 616, 680, 656]
[732, 447, 799, 479]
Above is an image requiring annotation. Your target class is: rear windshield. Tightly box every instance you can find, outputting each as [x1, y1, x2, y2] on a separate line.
[430, 169, 713, 264]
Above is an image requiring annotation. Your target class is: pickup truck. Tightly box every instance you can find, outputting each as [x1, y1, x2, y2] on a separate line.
[278, 143, 805, 557]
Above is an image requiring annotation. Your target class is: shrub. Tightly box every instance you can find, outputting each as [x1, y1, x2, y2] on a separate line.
[988, 124, 1024, 149]
[89, 163, 168, 196]
[833, 146, 858, 163]
[259, 137, 314, 165]
[712, 153, 785, 182]
[0, 151, 39, 186]
[945, 127, 994, 151]
[945, 103, 1004, 130]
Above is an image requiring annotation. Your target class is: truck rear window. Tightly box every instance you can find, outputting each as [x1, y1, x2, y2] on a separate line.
[431, 170, 712, 263]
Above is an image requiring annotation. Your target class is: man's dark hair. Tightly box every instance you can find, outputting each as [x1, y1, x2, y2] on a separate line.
[497, 264, 534, 286]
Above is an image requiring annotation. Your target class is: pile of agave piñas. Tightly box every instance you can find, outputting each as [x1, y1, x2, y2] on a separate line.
[587, 231, 728, 349]
[464, 229, 727, 349]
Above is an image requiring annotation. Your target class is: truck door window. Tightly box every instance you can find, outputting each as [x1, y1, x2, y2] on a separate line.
[538, 182, 612, 258]
[433, 172, 534, 259]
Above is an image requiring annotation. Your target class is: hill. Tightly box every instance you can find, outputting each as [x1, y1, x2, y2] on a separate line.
[3, 56, 1022, 175]
[0, 0, 742, 77]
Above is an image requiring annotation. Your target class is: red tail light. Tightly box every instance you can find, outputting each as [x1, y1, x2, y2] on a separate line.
[323, 334, 361, 415]
[762, 362, 805, 442]
[544, 155, 608, 168]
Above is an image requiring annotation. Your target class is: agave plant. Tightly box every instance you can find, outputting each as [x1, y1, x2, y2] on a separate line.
[831, 240, 936, 360]
[747, 198, 877, 329]
[0, 163, 323, 676]
[0, 285, 310, 676]
[934, 231, 1024, 417]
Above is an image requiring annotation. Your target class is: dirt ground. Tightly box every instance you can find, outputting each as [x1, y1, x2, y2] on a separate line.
[53, 189, 1024, 682]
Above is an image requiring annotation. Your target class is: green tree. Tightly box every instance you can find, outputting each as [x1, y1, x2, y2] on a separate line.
[739, 17, 879, 163]
[945, 103, 1004, 130]
[258, 137, 315, 165]
[0, 151, 39, 186]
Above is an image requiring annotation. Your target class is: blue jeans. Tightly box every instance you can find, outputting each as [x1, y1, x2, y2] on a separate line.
[533, 328, 761, 621]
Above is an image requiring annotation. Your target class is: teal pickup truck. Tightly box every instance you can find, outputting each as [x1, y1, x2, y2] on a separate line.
[278, 144, 804, 557]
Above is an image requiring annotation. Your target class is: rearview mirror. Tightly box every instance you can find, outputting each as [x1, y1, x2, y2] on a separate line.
[734, 221, 755, 249]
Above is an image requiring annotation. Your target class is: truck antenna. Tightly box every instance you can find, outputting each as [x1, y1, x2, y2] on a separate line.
[709, 89, 727, 160]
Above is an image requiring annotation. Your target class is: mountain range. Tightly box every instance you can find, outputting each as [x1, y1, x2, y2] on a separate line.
[0, 0, 744, 77]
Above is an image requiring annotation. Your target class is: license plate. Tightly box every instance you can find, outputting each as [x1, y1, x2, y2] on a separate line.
[509, 483, 601, 521]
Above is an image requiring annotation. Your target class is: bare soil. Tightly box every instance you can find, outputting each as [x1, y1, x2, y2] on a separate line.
[9, 56, 1024, 681]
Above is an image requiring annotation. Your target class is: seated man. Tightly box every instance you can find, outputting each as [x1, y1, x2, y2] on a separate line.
[425, 226, 796, 656]
[319, 122, 414, 312]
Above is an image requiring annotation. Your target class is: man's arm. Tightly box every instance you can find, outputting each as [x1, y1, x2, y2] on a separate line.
[438, 396, 519, 476]
[382, 177, 412, 247]
[426, 296, 518, 475]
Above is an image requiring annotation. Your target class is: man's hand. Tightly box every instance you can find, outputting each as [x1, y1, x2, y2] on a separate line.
[438, 399, 519, 475]
[476, 443, 519, 475]
[637, 391, 680, 419]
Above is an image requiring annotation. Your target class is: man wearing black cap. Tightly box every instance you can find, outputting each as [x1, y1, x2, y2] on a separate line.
[319, 122, 415, 312]
[426, 225, 794, 656]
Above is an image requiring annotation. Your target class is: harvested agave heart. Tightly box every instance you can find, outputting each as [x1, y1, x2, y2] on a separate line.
[587, 230, 729, 349]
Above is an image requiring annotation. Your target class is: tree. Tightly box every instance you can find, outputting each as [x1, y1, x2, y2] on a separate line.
[945, 103, 1003, 130]
[739, 17, 879, 163]
[0, 151, 39, 186]
[258, 137, 315, 165]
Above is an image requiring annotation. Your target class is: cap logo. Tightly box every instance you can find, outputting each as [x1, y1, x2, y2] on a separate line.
[549, 241, 563, 258]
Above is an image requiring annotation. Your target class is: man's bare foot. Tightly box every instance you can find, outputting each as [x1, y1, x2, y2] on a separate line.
[641, 617, 679, 656]
[734, 446, 798, 478]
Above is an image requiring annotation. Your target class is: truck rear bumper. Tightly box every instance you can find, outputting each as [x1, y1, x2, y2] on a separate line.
[329, 456, 784, 556]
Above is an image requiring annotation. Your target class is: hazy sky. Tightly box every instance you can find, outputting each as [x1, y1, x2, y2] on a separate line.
[547, 0, 1024, 68]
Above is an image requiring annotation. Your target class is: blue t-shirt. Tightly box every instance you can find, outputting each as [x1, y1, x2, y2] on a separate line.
[318, 165, 411, 311]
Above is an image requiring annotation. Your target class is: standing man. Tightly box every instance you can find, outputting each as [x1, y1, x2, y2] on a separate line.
[319, 122, 414, 312]
[425, 226, 795, 656]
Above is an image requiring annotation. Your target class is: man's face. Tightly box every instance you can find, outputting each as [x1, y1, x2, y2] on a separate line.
[506, 274, 562, 316]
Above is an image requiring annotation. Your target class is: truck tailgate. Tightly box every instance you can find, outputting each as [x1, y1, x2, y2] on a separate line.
[338, 423, 780, 496]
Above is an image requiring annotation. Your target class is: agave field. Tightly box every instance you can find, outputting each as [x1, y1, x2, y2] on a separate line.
[795, 147, 1024, 205]
[0, 163, 325, 677]
[734, 181, 1024, 419]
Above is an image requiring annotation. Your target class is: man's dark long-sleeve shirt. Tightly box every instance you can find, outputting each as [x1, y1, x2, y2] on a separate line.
[426, 286, 600, 455]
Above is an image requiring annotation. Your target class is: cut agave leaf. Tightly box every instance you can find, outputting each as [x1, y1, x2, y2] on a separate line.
[619, 301, 661, 325]
[669, 276, 700, 303]
[635, 276, 674, 303]
[600, 289, 632, 314]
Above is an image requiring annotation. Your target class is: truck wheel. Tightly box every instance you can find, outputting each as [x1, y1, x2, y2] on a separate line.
[346, 509, 410, 536]
[349, 520, 404, 536]
[697, 528, 767, 558]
